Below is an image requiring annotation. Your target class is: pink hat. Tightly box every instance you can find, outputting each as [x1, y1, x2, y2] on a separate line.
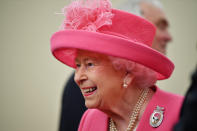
[50, 0, 174, 80]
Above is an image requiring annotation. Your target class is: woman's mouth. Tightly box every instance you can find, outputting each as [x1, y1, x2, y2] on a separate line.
[82, 86, 97, 96]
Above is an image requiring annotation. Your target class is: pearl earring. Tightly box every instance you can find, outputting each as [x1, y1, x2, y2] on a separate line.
[123, 83, 128, 88]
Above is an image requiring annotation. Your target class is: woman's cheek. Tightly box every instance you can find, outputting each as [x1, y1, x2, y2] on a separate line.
[90, 66, 107, 75]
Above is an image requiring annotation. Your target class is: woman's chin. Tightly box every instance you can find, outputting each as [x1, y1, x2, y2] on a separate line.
[85, 102, 94, 109]
[85, 101, 99, 109]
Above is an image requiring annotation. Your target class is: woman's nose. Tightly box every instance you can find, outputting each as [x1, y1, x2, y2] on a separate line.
[74, 66, 88, 86]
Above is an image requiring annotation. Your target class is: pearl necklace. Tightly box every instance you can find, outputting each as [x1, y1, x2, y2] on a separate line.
[109, 88, 150, 131]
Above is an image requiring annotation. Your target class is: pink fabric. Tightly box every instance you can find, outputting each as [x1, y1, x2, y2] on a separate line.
[78, 87, 184, 131]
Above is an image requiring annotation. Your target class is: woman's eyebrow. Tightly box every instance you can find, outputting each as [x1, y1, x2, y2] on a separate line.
[75, 58, 80, 63]
[75, 57, 93, 63]
[84, 57, 97, 62]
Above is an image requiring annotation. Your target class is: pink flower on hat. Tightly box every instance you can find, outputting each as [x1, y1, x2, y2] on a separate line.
[61, 0, 114, 31]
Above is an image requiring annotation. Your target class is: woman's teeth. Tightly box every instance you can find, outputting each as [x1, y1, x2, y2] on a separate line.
[83, 87, 97, 93]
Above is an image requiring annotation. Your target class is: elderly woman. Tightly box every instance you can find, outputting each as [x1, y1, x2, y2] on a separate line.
[51, 0, 183, 130]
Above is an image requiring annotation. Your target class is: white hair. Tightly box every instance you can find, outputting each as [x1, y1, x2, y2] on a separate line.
[117, 0, 163, 17]
[108, 56, 157, 88]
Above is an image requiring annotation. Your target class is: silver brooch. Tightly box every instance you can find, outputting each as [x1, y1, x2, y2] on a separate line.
[150, 106, 164, 128]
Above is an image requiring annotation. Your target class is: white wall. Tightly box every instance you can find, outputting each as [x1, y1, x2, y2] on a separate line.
[0, 0, 196, 131]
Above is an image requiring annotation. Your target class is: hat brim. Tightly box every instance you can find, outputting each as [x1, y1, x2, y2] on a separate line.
[51, 30, 174, 80]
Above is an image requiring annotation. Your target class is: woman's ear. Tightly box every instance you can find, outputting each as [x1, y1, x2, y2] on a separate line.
[123, 73, 134, 88]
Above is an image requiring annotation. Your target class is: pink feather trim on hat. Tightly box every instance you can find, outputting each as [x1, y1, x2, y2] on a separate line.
[60, 0, 114, 31]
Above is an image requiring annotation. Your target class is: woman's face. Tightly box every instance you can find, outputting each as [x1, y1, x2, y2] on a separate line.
[74, 50, 125, 109]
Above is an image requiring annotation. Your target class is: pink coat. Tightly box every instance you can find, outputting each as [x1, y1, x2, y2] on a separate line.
[78, 87, 184, 131]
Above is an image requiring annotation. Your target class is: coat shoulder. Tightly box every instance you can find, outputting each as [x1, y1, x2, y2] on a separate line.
[78, 109, 108, 131]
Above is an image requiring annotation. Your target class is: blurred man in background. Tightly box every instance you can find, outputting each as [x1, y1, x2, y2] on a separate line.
[59, 0, 172, 131]
[140, 1, 172, 54]
[120, 0, 172, 54]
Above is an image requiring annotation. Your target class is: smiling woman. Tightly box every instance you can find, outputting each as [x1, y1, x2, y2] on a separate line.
[50, 0, 184, 131]
[74, 50, 157, 111]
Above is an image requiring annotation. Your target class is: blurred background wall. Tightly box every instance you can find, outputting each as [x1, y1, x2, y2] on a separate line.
[0, 0, 196, 131]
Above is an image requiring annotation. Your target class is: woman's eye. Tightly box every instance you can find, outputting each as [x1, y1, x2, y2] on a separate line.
[76, 63, 81, 68]
[87, 62, 94, 67]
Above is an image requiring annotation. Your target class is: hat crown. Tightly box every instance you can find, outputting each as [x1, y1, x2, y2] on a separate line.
[60, 0, 155, 47]
[98, 9, 156, 47]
